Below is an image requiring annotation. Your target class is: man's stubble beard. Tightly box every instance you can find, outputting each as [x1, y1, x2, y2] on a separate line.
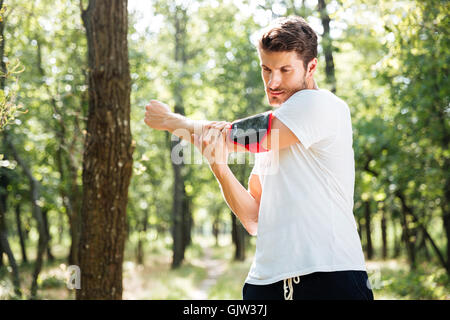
[269, 76, 308, 107]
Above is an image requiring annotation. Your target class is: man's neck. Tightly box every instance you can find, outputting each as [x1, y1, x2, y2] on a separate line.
[306, 78, 319, 90]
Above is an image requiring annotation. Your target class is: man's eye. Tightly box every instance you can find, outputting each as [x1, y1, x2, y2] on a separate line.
[281, 69, 291, 72]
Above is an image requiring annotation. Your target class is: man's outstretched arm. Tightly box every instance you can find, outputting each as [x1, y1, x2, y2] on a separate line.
[144, 100, 244, 151]
[144, 100, 299, 152]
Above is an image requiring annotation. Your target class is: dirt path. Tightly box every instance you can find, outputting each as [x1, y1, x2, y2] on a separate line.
[190, 246, 227, 300]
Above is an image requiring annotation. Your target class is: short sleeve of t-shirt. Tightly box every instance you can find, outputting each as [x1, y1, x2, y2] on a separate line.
[273, 90, 339, 149]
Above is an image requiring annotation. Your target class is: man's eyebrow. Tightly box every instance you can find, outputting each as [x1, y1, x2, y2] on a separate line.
[260, 64, 293, 69]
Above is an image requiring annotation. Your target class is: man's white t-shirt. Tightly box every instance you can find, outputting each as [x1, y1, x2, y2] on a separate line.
[245, 88, 367, 285]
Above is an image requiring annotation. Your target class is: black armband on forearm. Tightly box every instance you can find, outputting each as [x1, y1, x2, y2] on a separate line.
[228, 111, 273, 153]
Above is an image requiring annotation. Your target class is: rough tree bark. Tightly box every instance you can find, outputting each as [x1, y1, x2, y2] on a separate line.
[77, 0, 134, 300]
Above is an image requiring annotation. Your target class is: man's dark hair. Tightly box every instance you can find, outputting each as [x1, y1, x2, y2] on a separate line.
[258, 16, 318, 69]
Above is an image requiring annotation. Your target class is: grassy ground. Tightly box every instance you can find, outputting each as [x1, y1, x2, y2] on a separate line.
[0, 234, 449, 300]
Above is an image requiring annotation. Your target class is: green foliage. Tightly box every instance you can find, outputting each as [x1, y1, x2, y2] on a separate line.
[0, 60, 25, 130]
[0, 3, 25, 131]
[374, 261, 450, 299]
[39, 275, 65, 289]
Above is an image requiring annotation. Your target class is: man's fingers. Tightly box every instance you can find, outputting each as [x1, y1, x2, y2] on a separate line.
[206, 121, 218, 128]
[212, 121, 230, 130]
[221, 127, 228, 138]
[202, 129, 213, 147]
[205, 121, 231, 131]
[212, 128, 223, 144]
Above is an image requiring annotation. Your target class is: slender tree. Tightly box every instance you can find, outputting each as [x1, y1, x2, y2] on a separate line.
[363, 200, 374, 260]
[5, 135, 47, 299]
[317, 0, 336, 93]
[0, 167, 21, 297]
[14, 203, 27, 263]
[35, 37, 83, 266]
[153, 1, 193, 269]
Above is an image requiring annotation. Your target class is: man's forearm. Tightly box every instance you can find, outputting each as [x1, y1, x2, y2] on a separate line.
[164, 112, 210, 145]
[210, 164, 259, 236]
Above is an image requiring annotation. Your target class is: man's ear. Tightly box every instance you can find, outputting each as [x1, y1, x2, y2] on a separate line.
[306, 58, 318, 77]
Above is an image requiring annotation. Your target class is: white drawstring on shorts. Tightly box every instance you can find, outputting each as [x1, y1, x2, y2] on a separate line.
[283, 276, 300, 300]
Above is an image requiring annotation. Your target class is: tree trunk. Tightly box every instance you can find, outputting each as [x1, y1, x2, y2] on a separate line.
[231, 213, 246, 261]
[357, 215, 364, 248]
[182, 190, 192, 252]
[317, 0, 337, 93]
[0, 168, 21, 297]
[442, 156, 450, 273]
[0, 0, 5, 91]
[170, 5, 190, 269]
[398, 197, 416, 270]
[380, 205, 387, 260]
[77, 0, 133, 300]
[0, 5, 6, 268]
[392, 215, 401, 258]
[57, 209, 63, 245]
[418, 229, 430, 261]
[15, 203, 27, 263]
[136, 209, 149, 265]
[230, 165, 247, 261]
[364, 200, 373, 260]
[0, 232, 21, 297]
[396, 190, 448, 273]
[68, 193, 82, 266]
[42, 208, 54, 262]
[171, 158, 185, 269]
[212, 215, 220, 247]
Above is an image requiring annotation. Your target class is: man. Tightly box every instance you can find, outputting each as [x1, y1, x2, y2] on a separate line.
[144, 16, 373, 300]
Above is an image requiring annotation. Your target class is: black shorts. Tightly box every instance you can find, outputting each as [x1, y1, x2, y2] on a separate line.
[243, 270, 374, 300]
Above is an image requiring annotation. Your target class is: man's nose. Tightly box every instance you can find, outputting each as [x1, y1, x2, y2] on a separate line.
[268, 72, 281, 89]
